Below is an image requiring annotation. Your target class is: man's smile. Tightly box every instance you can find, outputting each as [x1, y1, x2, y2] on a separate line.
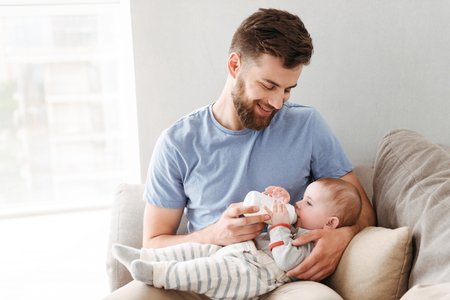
[257, 103, 274, 116]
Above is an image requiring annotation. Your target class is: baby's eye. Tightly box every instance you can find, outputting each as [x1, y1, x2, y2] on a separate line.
[307, 201, 312, 206]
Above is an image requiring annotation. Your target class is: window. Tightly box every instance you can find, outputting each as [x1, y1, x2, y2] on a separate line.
[0, 1, 139, 216]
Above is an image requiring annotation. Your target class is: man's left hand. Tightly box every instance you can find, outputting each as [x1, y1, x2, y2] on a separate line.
[286, 226, 354, 281]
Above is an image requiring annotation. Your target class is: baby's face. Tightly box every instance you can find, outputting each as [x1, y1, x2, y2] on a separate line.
[294, 182, 331, 230]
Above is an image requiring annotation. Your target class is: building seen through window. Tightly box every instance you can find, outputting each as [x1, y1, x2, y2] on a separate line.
[0, 3, 139, 214]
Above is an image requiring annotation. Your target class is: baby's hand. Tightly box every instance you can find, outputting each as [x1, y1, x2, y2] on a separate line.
[263, 201, 290, 225]
[263, 186, 291, 204]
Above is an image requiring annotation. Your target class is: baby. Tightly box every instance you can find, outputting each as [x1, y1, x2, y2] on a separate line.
[113, 177, 362, 299]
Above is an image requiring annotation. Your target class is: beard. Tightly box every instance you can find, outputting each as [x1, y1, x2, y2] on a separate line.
[231, 75, 278, 131]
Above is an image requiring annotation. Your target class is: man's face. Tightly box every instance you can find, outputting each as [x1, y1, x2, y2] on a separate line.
[231, 54, 302, 131]
[232, 74, 275, 131]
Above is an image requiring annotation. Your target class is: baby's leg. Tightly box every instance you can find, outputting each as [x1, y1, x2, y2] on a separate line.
[129, 256, 226, 295]
[140, 242, 222, 263]
[128, 244, 224, 291]
[133, 242, 283, 299]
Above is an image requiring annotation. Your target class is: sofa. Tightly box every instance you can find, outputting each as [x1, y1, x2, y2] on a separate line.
[105, 128, 450, 299]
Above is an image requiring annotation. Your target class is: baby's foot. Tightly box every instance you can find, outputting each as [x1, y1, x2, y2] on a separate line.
[130, 259, 154, 285]
[112, 243, 141, 269]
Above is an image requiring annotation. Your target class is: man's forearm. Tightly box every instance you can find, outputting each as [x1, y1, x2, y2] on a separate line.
[344, 194, 376, 239]
[357, 193, 376, 227]
[144, 230, 213, 249]
[340, 171, 376, 235]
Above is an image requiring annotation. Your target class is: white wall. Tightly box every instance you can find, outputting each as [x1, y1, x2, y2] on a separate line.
[130, 0, 450, 182]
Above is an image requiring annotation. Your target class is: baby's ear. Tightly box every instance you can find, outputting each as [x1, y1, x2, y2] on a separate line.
[324, 217, 339, 229]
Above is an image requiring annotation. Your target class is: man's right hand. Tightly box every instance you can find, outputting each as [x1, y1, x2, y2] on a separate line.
[201, 202, 270, 246]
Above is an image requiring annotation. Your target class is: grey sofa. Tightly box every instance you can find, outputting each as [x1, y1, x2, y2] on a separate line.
[106, 129, 450, 300]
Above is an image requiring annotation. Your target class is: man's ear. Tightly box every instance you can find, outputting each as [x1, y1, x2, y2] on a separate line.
[324, 217, 339, 229]
[227, 52, 241, 79]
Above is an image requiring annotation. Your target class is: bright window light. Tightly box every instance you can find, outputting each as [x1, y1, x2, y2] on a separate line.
[0, 1, 140, 217]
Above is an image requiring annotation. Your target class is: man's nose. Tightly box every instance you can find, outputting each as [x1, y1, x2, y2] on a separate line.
[268, 91, 284, 110]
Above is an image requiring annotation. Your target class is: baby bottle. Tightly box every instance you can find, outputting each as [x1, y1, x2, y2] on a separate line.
[243, 191, 297, 225]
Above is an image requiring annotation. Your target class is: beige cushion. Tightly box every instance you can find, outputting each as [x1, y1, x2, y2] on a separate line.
[325, 226, 412, 300]
[261, 281, 343, 300]
[400, 282, 450, 300]
[373, 129, 450, 288]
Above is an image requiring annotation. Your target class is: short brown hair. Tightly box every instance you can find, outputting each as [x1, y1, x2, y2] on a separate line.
[229, 8, 313, 69]
[316, 178, 362, 227]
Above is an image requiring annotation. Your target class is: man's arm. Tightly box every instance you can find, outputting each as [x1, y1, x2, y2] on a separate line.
[286, 171, 376, 281]
[143, 202, 270, 249]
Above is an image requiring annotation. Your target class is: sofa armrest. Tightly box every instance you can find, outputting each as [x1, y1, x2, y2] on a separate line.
[105, 183, 188, 292]
[106, 183, 145, 292]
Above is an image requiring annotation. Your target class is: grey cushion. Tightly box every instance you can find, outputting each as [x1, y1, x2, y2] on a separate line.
[373, 129, 450, 288]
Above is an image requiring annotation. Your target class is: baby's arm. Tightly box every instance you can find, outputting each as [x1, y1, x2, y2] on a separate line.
[268, 226, 315, 272]
[265, 201, 315, 271]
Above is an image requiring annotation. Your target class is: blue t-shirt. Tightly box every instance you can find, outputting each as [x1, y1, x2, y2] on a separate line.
[144, 102, 353, 233]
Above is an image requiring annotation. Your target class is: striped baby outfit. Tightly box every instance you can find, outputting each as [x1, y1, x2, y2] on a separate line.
[140, 240, 290, 300]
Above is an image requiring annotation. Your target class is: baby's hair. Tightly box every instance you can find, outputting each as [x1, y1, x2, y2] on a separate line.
[316, 178, 362, 227]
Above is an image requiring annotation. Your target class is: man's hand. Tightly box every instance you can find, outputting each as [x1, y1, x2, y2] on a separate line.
[285, 171, 375, 281]
[204, 202, 269, 246]
[286, 226, 354, 281]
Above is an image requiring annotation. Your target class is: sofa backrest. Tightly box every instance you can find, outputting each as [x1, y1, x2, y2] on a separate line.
[373, 129, 450, 288]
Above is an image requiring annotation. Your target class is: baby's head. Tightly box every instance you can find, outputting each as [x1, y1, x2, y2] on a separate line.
[294, 178, 362, 230]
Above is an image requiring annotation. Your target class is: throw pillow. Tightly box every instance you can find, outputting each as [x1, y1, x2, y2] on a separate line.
[324, 226, 412, 300]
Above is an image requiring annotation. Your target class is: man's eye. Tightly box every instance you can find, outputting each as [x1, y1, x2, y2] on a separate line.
[263, 84, 275, 91]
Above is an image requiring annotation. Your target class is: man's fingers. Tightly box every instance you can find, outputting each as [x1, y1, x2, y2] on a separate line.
[236, 204, 266, 216]
[234, 221, 266, 239]
[291, 230, 322, 246]
[288, 264, 331, 281]
[238, 214, 270, 225]
[226, 202, 259, 217]
[287, 230, 326, 280]
[288, 228, 350, 282]
[286, 251, 316, 278]
[286, 245, 327, 280]
[287, 253, 336, 281]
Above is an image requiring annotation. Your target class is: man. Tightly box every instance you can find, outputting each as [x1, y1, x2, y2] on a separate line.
[105, 8, 375, 300]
